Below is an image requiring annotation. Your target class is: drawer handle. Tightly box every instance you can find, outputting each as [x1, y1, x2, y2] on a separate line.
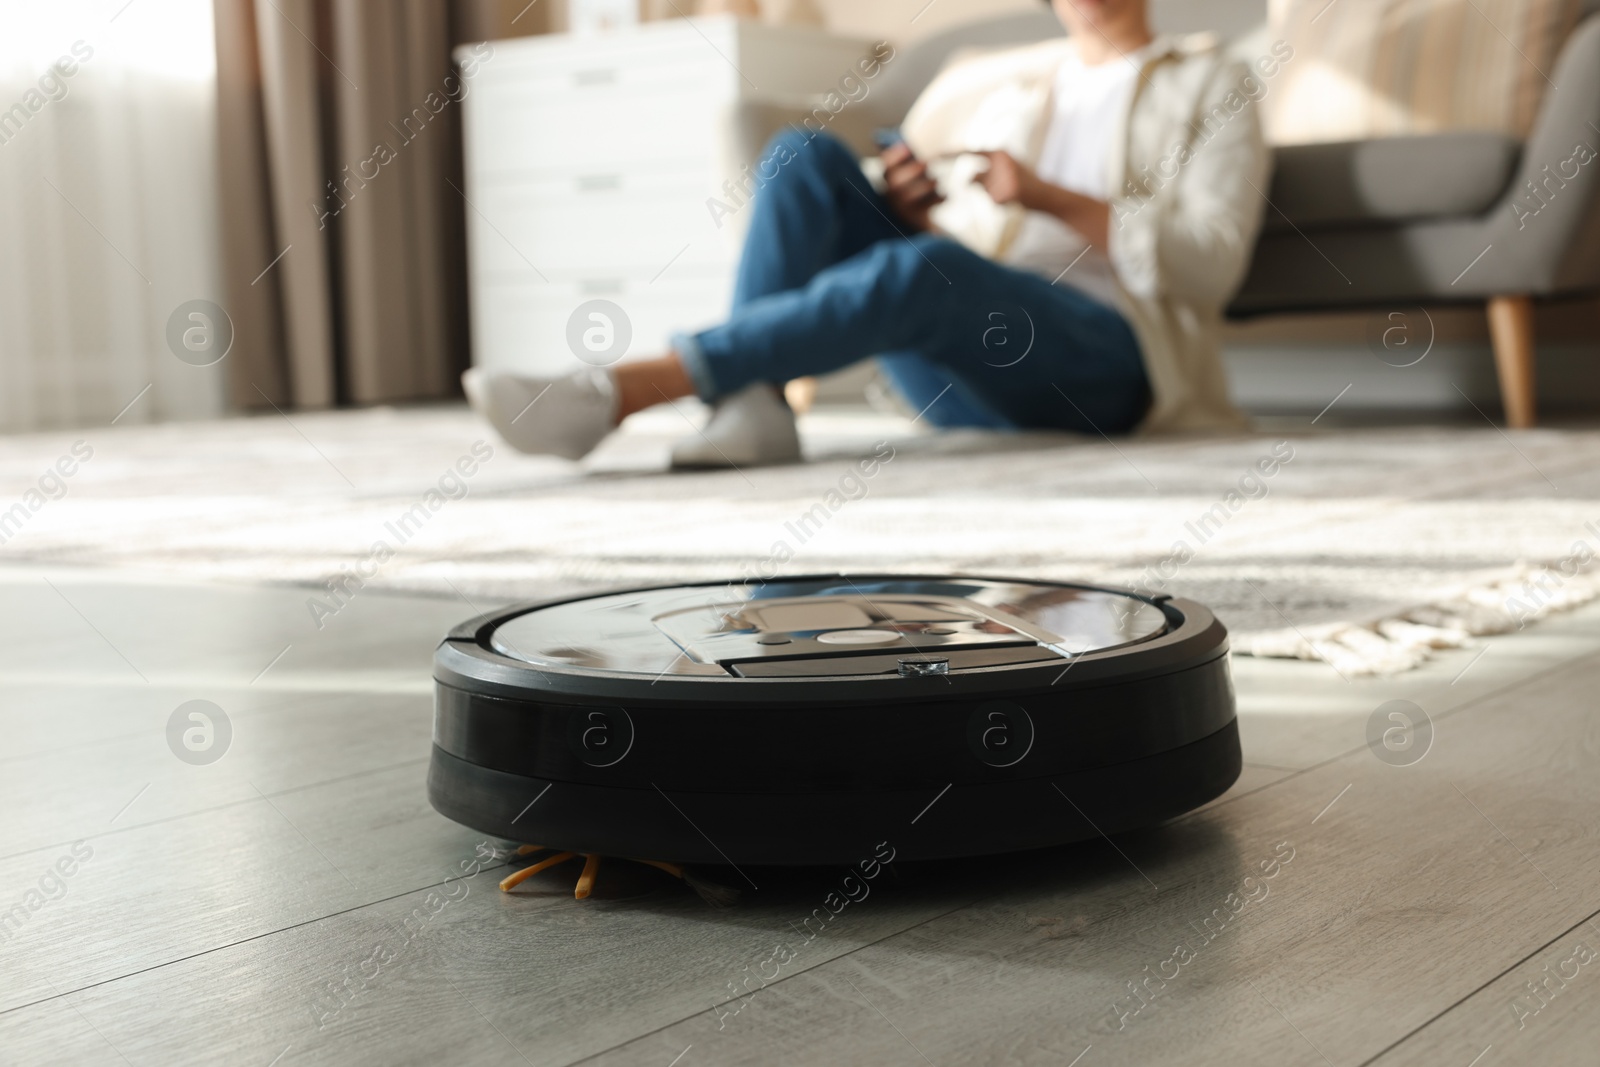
[576, 174, 621, 192]
[582, 279, 624, 295]
[573, 68, 616, 87]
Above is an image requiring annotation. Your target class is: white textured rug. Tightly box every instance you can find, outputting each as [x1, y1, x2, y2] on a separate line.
[1, 403, 1596, 675]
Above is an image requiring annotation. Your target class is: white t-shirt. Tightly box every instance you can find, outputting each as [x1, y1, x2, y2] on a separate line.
[1001, 45, 1145, 307]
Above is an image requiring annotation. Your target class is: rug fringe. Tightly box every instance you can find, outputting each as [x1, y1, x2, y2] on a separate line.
[1237, 561, 1600, 675]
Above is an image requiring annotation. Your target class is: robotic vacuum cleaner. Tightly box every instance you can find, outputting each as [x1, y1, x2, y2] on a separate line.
[429, 575, 1239, 869]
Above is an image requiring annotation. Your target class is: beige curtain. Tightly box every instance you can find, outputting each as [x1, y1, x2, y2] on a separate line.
[212, 0, 550, 410]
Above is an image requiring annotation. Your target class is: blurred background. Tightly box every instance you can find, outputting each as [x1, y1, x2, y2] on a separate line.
[4, 0, 1596, 435]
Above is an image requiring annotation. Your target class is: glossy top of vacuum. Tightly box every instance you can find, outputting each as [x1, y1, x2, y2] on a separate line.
[437, 575, 1226, 702]
[491, 576, 1164, 673]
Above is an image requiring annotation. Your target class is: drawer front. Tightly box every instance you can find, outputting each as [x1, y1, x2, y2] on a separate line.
[467, 82, 732, 174]
[461, 19, 873, 176]
[472, 275, 735, 376]
[463, 18, 742, 86]
[467, 171, 742, 278]
[465, 72, 733, 175]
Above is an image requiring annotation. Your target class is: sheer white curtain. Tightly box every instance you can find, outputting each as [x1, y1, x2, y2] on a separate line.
[0, 0, 225, 432]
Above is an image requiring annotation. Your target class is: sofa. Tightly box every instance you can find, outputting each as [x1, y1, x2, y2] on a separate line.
[806, 6, 1600, 428]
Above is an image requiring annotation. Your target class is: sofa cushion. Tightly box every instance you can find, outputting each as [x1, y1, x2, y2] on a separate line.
[1264, 0, 1584, 144]
[1262, 131, 1520, 231]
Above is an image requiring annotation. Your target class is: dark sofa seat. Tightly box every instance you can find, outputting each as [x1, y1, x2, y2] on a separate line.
[1261, 132, 1522, 232]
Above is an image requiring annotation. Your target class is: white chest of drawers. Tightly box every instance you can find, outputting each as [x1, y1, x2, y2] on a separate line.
[457, 16, 873, 376]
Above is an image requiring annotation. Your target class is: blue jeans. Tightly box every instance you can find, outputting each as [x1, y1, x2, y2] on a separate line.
[676, 129, 1151, 433]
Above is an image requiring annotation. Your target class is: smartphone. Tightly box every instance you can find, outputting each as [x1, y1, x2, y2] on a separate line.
[873, 126, 906, 152]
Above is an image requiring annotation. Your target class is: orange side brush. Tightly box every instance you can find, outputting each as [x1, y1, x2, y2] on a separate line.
[499, 850, 578, 891]
[573, 854, 602, 899]
[497, 850, 714, 901]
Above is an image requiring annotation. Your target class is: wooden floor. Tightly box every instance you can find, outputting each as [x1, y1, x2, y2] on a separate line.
[2, 562, 1598, 1066]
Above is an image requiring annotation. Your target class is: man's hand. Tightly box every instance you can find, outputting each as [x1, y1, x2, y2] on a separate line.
[972, 149, 1111, 247]
[881, 141, 943, 232]
[970, 150, 1043, 210]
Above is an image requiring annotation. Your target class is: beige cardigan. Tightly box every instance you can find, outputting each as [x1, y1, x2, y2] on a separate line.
[901, 34, 1269, 432]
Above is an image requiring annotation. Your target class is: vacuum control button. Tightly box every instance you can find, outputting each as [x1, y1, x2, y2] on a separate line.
[816, 629, 902, 645]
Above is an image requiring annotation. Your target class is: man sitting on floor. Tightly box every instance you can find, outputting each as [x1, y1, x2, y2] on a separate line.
[466, 0, 1269, 466]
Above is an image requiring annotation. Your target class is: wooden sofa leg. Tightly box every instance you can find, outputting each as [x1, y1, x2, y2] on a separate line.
[1486, 295, 1537, 429]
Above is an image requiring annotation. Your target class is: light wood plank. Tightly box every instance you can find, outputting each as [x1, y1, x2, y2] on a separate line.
[0, 569, 487, 688]
[0, 687, 436, 859]
[0, 878, 521, 1066]
[0, 760, 492, 1015]
[1374, 911, 1600, 1066]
